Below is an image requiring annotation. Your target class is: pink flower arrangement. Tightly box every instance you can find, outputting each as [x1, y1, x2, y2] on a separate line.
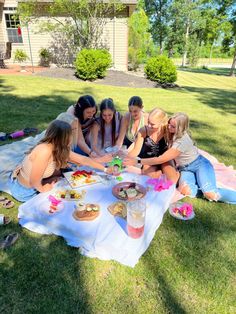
[146, 176, 173, 192]
[172, 203, 193, 218]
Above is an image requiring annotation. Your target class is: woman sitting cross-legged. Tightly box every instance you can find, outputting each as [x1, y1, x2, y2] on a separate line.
[90, 98, 122, 156]
[9, 120, 112, 202]
[116, 96, 148, 151]
[124, 112, 236, 204]
[67, 94, 97, 157]
[126, 107, 179, 183]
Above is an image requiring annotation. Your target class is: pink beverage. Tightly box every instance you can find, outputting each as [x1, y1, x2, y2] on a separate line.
[127, 199, 146, 239]
[127, 224, 144, 239]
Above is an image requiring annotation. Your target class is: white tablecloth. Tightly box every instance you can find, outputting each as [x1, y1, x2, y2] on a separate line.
[18, 172, 175, 267]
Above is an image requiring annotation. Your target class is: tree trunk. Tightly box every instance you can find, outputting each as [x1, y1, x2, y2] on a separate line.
[229, 46, 236, 77]
[209, 40, 214, 65]
[181, 18, 190, 67]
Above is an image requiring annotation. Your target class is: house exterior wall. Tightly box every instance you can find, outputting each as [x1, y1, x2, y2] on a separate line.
[1, 0, 136, 71]
[0, 4, 4, 44]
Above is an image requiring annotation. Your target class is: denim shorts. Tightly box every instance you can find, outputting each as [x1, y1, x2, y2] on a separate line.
[9, 174, 38, 202]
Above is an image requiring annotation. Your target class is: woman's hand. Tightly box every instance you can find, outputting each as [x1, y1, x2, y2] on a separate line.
[95, 154, 113, 163]
[123, 156, 137, 167]
[105, 166, 113, 175]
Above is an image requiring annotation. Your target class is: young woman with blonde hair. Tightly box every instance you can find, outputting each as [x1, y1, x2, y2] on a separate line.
[126, 108, 179, 182]
[125, 112, 236, 204]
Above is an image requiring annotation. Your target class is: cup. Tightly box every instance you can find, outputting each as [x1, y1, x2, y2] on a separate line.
[127, 199, 146, 239]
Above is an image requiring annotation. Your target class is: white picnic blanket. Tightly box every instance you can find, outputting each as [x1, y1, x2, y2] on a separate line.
[0, 132, 45, 193]
[18, 172, 176, 267]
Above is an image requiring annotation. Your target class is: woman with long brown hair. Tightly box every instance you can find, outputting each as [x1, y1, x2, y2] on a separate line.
[9, 119, 111, 202]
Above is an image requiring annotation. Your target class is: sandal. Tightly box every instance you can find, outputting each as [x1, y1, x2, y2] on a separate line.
[23, 127, 38, 135]
[0, 214, 11, 225]
[0, 197, 15, 209]
[0, 232, 19, 249]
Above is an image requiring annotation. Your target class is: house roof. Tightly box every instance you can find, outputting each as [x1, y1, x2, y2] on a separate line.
[17, 0, 137, 3]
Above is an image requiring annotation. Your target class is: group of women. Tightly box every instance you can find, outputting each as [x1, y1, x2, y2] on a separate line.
[9, 94, 236, 205]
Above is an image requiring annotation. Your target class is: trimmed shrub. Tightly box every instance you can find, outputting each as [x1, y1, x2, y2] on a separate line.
[144, 56, 177, 84]
[75, 49, 112, 80]
[39, 48, 52, 67]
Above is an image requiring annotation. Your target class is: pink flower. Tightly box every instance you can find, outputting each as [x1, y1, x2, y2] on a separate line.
[147, 176, 173, 192]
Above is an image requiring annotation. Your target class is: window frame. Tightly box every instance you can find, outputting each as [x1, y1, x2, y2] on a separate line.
[4, 8, 23, 44]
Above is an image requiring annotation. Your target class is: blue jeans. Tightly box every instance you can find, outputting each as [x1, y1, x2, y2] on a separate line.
[73, 145, 88, 156]
[178, 155, 236, 205]
[8, 175, 38, 202]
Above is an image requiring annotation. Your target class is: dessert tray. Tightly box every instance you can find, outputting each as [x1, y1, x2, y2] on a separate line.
[63, 170, 101, 188]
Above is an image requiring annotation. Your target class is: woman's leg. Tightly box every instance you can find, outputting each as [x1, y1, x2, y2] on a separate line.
[217, 188, 236, 205]
[141, 165, 162, 178]
[161, 162, 179, 184]
[194, 156, 221, 201]
[178, 171, 198, 197]
[73, 145, 88, 156]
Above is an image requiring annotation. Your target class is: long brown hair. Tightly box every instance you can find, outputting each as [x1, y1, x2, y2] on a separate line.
[100, 98, 119, 148]
[39, 120, 72, 168]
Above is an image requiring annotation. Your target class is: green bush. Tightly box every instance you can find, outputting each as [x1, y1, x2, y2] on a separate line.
[144, 56, 177, 84]
[39, 48, 52, 67]
[14, 49, 28, 63]
[75, 49, 112, 80]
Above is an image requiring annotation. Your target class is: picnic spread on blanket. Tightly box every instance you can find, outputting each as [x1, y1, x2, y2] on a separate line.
[18, 171, 175, 267]
[1, 135, 236, 266]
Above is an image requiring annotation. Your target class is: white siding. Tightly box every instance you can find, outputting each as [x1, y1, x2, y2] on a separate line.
[2, 1, 132, 71]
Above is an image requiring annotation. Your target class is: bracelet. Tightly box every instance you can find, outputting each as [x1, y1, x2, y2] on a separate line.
[136, 157, 142, 165]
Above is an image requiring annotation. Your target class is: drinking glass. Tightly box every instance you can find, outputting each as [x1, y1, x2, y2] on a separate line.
[127, 198, 146, 239]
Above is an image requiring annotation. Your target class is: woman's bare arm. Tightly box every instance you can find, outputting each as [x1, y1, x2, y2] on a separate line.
[90, 123, 102, 156]
[116, 114, 129, 148]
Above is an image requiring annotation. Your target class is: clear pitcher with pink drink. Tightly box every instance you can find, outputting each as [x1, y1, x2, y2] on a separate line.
[127, 199, 146, 239]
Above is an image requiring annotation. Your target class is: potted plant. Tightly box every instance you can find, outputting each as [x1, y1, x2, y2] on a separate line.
[14, 49, 28, 72]
[39, 48, 52, 67]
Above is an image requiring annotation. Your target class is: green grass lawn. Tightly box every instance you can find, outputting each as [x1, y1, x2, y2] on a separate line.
[0, 71, 236, 314]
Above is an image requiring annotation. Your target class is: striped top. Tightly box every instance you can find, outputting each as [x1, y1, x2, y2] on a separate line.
[126, 112, 145, 143]
[19, 154, 56, 183]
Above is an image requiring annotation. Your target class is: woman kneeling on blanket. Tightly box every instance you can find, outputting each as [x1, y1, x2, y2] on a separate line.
[9, 118, 112, 202]
[124, 112, 236, 204]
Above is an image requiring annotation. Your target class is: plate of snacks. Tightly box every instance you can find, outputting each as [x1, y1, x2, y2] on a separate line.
[73, 203, 100, 221]
[169, 202, 195, 221]
[112, 182, 146, 201]
[55, 189, 86, 201]
[63, 170, 101, 188]
[107, 201, 127, 218]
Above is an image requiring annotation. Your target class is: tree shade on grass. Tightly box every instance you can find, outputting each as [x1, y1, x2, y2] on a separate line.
[0, 71, 235, 313]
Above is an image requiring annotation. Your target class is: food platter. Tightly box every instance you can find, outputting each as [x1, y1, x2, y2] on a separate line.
[54, 189, 86, 201]
[63, 170, 101, 188]
[107, 201, 127, 218]
[112, 182, 146, 201]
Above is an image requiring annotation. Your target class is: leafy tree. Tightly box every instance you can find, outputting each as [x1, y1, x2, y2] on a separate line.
[144, 0, 171, 53]
[128, 3, 154, 70]
[18, 0, 124, 60]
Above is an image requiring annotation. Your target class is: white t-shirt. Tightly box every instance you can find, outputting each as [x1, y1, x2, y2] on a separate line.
[172, 133, 199, 167]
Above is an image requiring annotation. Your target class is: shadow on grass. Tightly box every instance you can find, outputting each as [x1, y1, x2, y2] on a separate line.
[178, 67, 235, 76]
[0, 80, 97, 140]
[0, 222, 92, 314]
[181, 86, 236, 115]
